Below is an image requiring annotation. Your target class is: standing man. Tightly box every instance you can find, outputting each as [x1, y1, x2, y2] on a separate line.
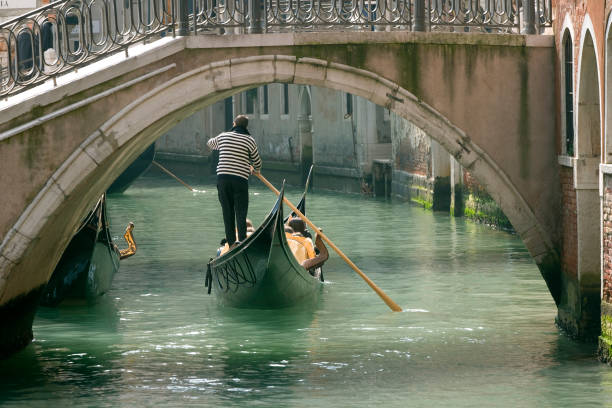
[207, 114, 262, 249]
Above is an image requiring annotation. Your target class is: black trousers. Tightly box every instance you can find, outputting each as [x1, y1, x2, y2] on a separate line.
[217, 175, 249, 246]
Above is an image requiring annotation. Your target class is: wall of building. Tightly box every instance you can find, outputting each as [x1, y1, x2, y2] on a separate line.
[553, 0, 610, 355]
[390, 112, 433, 206]
[156, 84, 394, 193]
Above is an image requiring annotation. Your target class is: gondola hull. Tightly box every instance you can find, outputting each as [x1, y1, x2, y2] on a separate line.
[41, 195, 120, 306]
[208, 188, 322, 308]
[107, 143, 155, 194]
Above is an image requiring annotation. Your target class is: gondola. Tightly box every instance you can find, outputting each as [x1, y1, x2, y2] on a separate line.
[205, 182, 323, 309]
[107, 143, 156, 194]
[40, 194, 137, 306]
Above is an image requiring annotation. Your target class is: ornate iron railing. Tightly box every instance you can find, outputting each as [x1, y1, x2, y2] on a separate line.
[0, 0, 175, 97]
[0, 0, 551, 98]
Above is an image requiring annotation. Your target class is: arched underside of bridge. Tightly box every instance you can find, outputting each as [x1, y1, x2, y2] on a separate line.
[0, 33, 559, 356]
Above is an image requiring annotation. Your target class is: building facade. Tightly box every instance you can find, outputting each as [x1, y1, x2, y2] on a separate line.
[553, 0, 612, 361]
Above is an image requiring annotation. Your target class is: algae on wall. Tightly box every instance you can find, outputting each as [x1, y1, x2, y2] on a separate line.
[462, 181, 513, 231]
[390, 111, 513, 231]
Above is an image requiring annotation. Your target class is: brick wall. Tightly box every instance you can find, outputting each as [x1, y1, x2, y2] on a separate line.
[560, 166, 578, 279]
[604, 184, 612, 302]
[391, 114, 431, 177]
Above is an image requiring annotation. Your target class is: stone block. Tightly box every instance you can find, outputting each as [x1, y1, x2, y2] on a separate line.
[208, 60, 232, 92]
[294, 58, 328, 88]
[15, 181, 64, 240]
[0, 255, 14, 281]
[52, 148, 97, 196]
[274, 56, 297, 83]
[230, 56, 276, 88]
[83, 129, 116, 165]
[0, 230, 31, 264]
[326, 63, 379, 101]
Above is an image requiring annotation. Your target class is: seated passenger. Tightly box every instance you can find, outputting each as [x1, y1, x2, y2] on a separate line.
[217, 238, 228, 256]
[285, 220, 316, 265]
[288, 218, 312, 239]
[301, 232, 329, 273]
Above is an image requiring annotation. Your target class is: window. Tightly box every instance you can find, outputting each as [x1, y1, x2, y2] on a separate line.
[245, 88, 257, 114]
[262, 85, 269, 115]
[345, 92, 353, 117]
[564, 35, 575, 156]
[282, 83, 289, 115]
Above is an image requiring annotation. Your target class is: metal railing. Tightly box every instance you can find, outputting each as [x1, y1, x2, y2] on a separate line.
[0, 0, 175, 98]
[0, 0, 551, 99]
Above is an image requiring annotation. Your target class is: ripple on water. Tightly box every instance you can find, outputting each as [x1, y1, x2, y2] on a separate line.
[3, 177, 607, 407]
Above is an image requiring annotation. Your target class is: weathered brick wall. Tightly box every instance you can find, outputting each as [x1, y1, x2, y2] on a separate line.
[391, 114, 431, 177]
[463, 169, 479, 192]
[603, 182, 612, 302]
[461, 169, 513, 230]
[560, 166, 578, 279]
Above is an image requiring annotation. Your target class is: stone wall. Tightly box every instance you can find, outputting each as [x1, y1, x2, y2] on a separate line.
[603, 186, 612, 303]
[390, 112, 433, 206]
[600, 176, 612, 364]
[461, 171, 513, 231]
[390, 111, 511, 229]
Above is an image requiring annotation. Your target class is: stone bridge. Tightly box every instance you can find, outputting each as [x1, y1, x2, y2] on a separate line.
[0, 31, 557, 355]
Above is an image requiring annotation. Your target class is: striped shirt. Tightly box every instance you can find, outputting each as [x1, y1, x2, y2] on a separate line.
[207, 130, 262, 180]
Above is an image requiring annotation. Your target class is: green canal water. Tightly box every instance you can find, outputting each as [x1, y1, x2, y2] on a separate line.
[2, 173, 612, 407]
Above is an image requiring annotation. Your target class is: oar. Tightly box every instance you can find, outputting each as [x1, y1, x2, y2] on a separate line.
[152, 160, 194, 192]
[254, 172, 402, 312]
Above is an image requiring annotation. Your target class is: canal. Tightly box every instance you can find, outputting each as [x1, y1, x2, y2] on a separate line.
[1, 172, 611, 407]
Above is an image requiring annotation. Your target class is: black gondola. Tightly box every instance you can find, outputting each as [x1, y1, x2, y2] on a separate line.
[206, 181, 323, 309]
[41, 194, 136, 306]
[107, 143, 156, 194]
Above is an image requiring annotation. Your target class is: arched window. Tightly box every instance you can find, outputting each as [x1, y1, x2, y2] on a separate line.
[564, 34, 575, 156]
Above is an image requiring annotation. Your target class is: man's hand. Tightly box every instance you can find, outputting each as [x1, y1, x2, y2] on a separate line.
[250, 165, 260, 175]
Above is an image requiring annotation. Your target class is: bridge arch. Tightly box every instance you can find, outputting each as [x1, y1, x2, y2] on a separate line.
[0, 54, 558, 312]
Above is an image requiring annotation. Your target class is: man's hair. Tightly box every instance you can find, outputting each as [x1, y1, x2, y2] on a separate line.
[234, 114, 249, 128]
[288, 218, 306, 234]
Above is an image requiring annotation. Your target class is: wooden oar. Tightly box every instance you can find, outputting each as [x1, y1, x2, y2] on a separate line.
[152, 160, 194, 192]
[254, 172, 402, 312]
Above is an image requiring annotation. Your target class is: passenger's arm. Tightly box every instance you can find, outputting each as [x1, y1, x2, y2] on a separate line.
[301, 234, 328, 270]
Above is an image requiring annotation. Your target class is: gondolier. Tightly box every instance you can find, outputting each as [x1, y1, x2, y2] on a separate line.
[207, 114, 262, 248]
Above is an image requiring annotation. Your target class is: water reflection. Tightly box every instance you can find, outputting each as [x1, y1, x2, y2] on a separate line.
[0, 296, 122, 405]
